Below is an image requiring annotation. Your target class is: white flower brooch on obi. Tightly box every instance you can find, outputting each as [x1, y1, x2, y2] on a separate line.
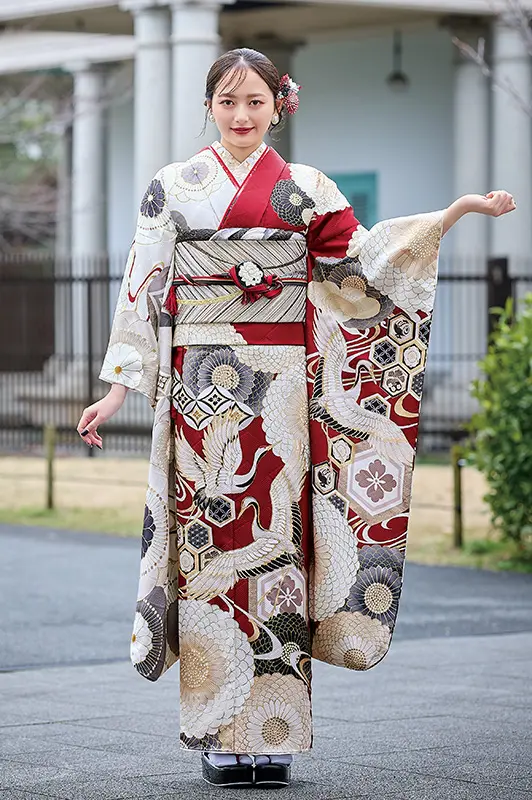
[235, 261, 264, 287]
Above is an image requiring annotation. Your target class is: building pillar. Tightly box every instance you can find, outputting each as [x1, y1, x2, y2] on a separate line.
[491, 20, 532, 272]
[125, 2, 172, 204]
[52, 123, 73, 373]
[451, 24, 490, 408]
[452, 25, 490, 268]
[68, 62, 108, 362]
[170, 0, 224, 161]
[422, 21, 490, 432]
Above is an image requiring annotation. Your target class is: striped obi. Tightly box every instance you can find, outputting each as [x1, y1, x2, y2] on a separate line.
[170, 235, 307, 325]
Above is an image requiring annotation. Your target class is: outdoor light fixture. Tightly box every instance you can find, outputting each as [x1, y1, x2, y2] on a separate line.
[387, 30, 410, 91]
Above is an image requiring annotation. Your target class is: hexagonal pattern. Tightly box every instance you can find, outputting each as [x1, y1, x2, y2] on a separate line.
[410, 370, 425, 399]
[381, 365, 409, 397]
[362, 393, 390, 418]
[338, 441, 413, 524]
[330, 436, 355, 467]
[312, 461, 337, 495]
[179, 546, 199, 576]
[327, 490, 349, 518]
[370, 339, 399, 368]
[255, 566, 307, 621]
[389, 314, 415, 345]
[400, 343, 425, 375]
[200, 545, 222, 570]
[205, 495, 236, 527]
[418, 318, 431, 347]
[184, 520, 212, 552]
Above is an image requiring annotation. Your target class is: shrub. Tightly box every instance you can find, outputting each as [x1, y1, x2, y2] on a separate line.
[467, 295, 532, 552]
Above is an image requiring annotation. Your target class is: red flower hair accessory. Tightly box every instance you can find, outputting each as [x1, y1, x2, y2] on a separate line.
[277, 74, 301, 115]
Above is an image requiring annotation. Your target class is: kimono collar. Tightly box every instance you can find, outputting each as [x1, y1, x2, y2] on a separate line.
[211, 140, 268, 183]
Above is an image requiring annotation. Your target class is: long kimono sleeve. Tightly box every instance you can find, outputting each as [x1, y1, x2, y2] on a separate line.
[303, 168, 444, 672]
[99, 166, 177, 409]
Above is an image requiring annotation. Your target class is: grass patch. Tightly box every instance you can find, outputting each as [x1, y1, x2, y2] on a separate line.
[407, 530, 532, 573]
[0, 506, 141, 537]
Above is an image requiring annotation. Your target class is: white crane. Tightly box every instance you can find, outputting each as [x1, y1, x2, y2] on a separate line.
[184, 443, 306, 601]
[309, 310, 413, 465]
[175, 411, 271, 512]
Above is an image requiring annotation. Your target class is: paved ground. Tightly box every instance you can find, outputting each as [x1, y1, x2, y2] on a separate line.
[1, 523, 531, 800]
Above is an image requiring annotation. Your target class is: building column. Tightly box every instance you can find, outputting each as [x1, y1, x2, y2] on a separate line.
[52, 122, 73, 373]
[451, 24, 490, 407]
[170, 0, 223, 161]
[122, 1, 172, 204]
[68, 62, 108, 361]
[491, 20, 532, 271]
[452, 25, 490, 268]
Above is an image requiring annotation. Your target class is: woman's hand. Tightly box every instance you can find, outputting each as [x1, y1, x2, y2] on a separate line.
[76, 384, 128, 449]
[442, 190, 516, 234]
[464, 190, 516, 217]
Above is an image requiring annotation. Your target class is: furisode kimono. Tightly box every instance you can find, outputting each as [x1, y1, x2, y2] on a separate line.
[99, 140, 443, 754]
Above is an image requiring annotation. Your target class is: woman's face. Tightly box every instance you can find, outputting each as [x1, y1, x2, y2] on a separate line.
[211, 67, 278, 159]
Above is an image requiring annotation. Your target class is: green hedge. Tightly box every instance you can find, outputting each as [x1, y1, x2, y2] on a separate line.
[468, 296, 532, 552]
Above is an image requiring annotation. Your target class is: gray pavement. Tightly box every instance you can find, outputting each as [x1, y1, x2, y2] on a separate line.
[1, 523, 531, 799]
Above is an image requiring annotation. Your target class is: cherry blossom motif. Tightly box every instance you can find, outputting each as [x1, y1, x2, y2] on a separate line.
[266, 575, 304, 614]
[355, 459, 397, 503]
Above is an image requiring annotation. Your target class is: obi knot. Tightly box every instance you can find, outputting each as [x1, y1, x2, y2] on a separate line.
[229, 261, 283, 305]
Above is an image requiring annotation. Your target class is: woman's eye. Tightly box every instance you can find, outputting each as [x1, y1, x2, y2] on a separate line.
[221, 100, 233, 106]
[250, 100, 262, 106]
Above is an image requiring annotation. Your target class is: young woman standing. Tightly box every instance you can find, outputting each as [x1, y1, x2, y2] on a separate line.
[77, 48, 515, 788]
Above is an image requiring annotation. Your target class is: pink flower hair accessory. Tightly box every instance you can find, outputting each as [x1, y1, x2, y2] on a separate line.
[277, 73, 301, 115]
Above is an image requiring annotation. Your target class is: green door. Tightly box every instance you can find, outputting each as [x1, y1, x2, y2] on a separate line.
[329, 172, 378, 229]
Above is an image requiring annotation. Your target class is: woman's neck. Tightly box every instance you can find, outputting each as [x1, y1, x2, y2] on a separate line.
[219, 137, 264, 163]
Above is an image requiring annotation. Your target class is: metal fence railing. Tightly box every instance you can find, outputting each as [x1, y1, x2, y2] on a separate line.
[1, 253, 530, 456]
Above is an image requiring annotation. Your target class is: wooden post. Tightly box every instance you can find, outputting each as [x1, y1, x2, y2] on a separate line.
[44, 424, 55, 510]
[451, 444, 464, 548]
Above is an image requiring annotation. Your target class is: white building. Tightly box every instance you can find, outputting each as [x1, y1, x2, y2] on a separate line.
[0, 0, 530, 445]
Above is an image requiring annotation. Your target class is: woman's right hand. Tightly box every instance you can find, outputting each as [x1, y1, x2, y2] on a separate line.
[76, 384, 128, 449]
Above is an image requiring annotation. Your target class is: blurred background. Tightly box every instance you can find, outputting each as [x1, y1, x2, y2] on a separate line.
[0, 0, 531, 569]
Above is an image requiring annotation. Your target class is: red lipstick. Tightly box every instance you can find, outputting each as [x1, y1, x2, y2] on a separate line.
[232, 127, 254, 135]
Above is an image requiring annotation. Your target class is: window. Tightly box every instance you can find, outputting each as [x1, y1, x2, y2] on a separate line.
[329, 172, 378, 229]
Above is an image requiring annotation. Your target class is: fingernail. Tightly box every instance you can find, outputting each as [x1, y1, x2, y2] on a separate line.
[96, 444, 102, 450]
[81, 429, 88, 436]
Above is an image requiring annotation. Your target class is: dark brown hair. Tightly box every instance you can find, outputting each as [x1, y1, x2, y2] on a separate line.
[204, 48, 286, 133]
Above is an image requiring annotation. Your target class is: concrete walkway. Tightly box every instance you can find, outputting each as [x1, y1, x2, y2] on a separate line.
[1, 524, 531, 800]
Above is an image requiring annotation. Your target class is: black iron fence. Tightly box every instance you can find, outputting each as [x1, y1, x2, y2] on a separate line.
[1, 253, 531, 456]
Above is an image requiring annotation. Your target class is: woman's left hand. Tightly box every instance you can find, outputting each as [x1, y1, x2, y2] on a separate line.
[465, 191, 516, 217]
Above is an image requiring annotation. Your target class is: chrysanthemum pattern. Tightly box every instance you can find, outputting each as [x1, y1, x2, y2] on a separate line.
[271, 179, 315, 227]
[313, 611, 391, 671]
[309, 256, 394, 329]
[218, 674, 312, 753]
[346, 212, 444, 318]
[179, 600, 254, 739]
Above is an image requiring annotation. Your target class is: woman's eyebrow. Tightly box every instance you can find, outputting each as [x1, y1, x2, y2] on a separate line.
[218, 92, 268, 98]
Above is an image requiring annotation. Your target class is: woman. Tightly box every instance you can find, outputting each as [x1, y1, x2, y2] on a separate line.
[77, 48, 515, 788]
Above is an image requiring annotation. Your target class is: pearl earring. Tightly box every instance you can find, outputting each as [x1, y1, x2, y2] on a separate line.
[208, 112, 215, 123]
[271, 112, 280, 125]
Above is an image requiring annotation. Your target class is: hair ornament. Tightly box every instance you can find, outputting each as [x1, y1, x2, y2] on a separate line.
[277, 73, 301, 114]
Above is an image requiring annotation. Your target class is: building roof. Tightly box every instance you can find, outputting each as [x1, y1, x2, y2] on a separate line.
[0, 30, 135, 74]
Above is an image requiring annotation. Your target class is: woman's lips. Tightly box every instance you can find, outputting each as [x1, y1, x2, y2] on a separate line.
[232, 127, 254, 135]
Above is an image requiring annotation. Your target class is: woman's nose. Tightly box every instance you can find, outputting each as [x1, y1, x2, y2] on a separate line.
[233, 105, 250, 123]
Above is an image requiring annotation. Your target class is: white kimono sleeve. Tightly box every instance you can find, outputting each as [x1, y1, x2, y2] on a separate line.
[99, 166, 177, 408]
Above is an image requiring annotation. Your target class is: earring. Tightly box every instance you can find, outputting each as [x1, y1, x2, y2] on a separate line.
[271, 112, 280, 125]
[208, 111, 215, 123]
